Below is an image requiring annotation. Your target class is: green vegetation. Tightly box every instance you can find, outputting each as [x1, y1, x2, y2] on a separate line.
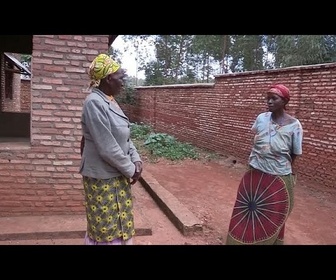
[116, 84, 137, 105]
[119, 35, 336, 86]
[130, 123, 206, 161]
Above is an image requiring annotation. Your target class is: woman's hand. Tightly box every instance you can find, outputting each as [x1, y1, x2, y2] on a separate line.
[136, 161, 143, 174]
[130, 161, 143, 185]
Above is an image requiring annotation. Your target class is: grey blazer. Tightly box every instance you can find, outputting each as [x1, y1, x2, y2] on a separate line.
[79, 88, 141, 180]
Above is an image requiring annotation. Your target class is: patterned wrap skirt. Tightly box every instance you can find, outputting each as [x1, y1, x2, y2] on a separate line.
[226, 168, 296, 245]
[82, 176, 135, 244]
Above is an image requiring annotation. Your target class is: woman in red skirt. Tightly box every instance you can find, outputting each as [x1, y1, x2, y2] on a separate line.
[226, 84, 303, 245]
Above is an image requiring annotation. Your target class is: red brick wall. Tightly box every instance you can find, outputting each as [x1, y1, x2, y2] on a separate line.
[20, 79, 31, 112]
[0, 54, 4, 110]
[1, 53, 22, 112]
[0, 35, 109, 217]
[122, 64, 336, 189]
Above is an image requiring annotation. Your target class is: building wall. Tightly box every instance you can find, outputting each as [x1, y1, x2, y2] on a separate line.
[122, 64, 336, 189]
[20, 79, 31, 112]
[10, 65, 21, 112]
[0, 35, 109, 217]
[0, 54, 4, 110]
[1, 53, 22, 112]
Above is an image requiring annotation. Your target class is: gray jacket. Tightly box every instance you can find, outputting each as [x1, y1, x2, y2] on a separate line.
[79, 88, 141, 179]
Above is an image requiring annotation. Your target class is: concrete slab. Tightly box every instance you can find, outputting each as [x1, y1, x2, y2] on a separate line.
[0, 209, 152, 241]
[0, 169, 202, 242]
[140, 170, 203, 235]
[0, 185, 152, 241]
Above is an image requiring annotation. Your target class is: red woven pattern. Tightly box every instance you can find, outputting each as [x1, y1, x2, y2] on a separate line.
[228, 169, 289, 244]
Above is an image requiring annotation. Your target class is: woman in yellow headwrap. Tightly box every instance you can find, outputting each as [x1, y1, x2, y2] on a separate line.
[80, 54, 143, 245]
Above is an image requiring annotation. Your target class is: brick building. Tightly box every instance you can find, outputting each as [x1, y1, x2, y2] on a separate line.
[0, 35, 113, 217]
[0, 35, 335, 218]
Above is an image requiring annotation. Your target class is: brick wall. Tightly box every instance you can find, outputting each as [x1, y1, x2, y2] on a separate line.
[1, 53, 22, 112]
[20, 79, 31, 112]
[0, 35, 109, 217]
[0, 54, 3, 110]
[122, 64, 336, 189]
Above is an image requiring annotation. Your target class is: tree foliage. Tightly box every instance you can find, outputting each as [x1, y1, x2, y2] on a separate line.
[114, 35, 336, 86]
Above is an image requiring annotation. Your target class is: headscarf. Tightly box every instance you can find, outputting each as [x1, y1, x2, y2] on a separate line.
[267, 84, 290, 103]
[88, 54, 120, 88]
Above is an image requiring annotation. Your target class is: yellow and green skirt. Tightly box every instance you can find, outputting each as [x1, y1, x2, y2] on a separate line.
[83, 176, 135, 244]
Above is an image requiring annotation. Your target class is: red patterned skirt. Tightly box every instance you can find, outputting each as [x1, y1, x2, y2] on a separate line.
[226, 168, 295, 245]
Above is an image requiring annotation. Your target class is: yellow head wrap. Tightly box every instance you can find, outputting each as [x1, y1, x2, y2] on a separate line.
[88, 53, 121, 88]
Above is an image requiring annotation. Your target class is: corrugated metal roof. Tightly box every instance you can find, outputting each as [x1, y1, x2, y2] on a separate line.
[4, 52, 31, 76]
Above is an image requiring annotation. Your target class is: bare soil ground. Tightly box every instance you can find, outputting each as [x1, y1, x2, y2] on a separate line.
[135, 154, 336, 245]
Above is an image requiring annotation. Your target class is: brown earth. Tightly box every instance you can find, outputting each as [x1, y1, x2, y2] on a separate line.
[1, 154, 336, 245]
[135, 155, 336, 245]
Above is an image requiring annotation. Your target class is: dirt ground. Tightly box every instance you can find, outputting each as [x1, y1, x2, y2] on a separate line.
[135, 154, 336, 245]
[1, 154, 335, 245]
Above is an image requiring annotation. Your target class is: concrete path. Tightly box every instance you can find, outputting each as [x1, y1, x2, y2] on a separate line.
[0, 170, 202, 243]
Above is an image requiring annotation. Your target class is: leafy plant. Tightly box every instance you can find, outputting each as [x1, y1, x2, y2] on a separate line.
[130, 123, 200, 161]
[130, 123, 152, 141]
[116, 84, 137, 105]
